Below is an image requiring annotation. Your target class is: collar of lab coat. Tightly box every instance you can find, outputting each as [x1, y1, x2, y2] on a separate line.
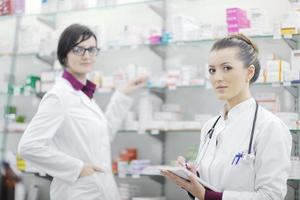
[55, 77, 104, 120]
[220, 98, 256, 122]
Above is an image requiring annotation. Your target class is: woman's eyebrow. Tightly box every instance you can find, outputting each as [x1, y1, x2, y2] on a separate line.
[220, 62, 231, 65]
[209, 62, 231, 67]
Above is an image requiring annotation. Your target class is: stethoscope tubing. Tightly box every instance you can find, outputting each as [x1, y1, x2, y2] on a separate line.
[196, 101, 259, 166]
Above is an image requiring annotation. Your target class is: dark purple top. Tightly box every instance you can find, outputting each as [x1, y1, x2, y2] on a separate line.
[62, 70, 96, 99]
[205, 189, 223, 200]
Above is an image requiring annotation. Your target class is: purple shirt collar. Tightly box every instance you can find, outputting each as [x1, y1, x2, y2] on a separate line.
[62, 70, 96, 99]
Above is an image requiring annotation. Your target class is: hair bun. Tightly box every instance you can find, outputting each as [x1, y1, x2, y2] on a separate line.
[229, 34, 259, 53]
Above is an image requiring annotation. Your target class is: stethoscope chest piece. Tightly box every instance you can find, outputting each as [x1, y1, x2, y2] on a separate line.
[242, 152, 255, 162]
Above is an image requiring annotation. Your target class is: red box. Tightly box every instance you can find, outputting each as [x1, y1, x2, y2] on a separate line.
[0, 0, 13, 16]
[0, 0, 25, 16]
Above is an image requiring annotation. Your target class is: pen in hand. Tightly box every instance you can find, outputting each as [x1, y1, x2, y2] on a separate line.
[177, 156, 197, 174]
[185, 162, 192, 170]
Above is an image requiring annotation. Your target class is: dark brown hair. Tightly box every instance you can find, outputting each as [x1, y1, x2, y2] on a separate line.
[57, 24, 98, 68]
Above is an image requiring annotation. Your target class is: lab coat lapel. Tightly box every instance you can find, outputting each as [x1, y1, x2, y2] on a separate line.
[57, 77, 104, 120]
[204, 118, 226, 164]
[79, 91, 104, 120]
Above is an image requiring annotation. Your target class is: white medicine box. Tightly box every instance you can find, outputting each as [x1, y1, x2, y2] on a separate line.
[291, 50, 300, 71]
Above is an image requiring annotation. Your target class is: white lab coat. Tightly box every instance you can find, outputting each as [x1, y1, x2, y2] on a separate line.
[195, 98, 292, 200]
[18, 77, 133, 200]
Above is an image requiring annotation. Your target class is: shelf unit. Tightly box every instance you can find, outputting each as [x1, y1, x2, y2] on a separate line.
[1, 0, 300, 200]
[1, 34, 300, 66]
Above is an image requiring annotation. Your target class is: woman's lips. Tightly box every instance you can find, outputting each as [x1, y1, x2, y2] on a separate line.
[216, 86, 228, 91]
[81, 63, 91, 67]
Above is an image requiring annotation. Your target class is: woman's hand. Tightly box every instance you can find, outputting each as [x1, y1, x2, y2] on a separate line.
[79, 163, 102, 177]
[177, 156, 197, 174]
[161, 169, 206, 200]
[120, 75, 149, 95]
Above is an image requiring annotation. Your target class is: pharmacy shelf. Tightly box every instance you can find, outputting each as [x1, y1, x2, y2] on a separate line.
[2, 81, 300, 98]
[0, 128, 201, 135]
[97, 82, 300, 94]
[0, 0, 163, 21]
[118, 129, 201, 134]
[118, 128, 300, 134]
[0, 131, 24, 134]
[115, 173, 164, 184]
[115, 172, 300, 182]
[2, 128, 299, 135]
[24, 171, 165, 183]
[0, 52, 36, 57]
[20, 168, 300, 182]
[288, 179, 300, 183]
[1, 128, 298, 137]
[1, 34, 299, 58]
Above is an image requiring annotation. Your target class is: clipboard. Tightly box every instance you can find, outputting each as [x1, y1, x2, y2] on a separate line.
[159, 166, 219, 192]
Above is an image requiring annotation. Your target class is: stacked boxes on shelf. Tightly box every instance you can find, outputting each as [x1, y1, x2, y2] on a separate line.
[259, 52, 299, 83]
[171, 15, 200, 41]
[264, 59, 291, 83]
[0, 0, 25, 16]
[1, 105, 27, 133]
[119, 184, 141, 200]
[40, 70, 60, 93]
[246, 8, 272, 35]
[290, 50, 300, 83]
[137, 92, 202, 131]
[97, 64, 150, 92]
[164, 66, 203, 89]
[280, 11, 300, 36]
[255, 93, 280, 113]
[113, 148, 152, 177]
[226, 7, 250, 34]
[0, 0, 13, 15]
[275, 112, 299, 130]
[290, 157, 300, 179]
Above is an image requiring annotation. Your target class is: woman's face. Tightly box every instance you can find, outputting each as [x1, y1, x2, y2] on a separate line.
[208, 47, 252, 102]
[65, 36, 97, 76]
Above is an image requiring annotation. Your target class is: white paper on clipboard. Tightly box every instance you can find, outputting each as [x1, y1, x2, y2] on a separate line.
[159, 166, 219, 192]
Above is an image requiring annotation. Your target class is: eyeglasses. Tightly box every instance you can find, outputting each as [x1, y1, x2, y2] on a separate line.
[71, 46, 100, 56]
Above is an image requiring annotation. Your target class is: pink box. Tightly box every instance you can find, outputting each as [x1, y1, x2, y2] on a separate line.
[226, 15, 247, 21]
[227, 18, 250, 28]
[226, 7, 247, 18]
[227, 27, 239, 34]
[149, 35, 161, 45]
[13, 0, 25, 14]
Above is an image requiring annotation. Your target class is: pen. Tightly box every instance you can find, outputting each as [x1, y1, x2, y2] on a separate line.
[185, 162, 191, 170]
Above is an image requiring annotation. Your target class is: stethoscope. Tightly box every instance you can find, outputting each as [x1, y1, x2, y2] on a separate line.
[196, 100, 259, 165]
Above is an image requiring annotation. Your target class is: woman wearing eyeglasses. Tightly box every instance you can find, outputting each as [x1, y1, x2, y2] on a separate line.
[162, 34, 292, 200]
[18, 24, 147, 200]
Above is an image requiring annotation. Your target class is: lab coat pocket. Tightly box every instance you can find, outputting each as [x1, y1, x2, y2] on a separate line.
[67, 174, 102, 200]
[229, 153, 255, 189]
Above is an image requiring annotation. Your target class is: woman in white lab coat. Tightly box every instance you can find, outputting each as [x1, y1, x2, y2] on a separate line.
[18, 24, 147, 200]
[162, 34, 292, 200]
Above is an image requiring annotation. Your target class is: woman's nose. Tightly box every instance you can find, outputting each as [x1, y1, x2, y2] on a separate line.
[82, 50, 91, 59]
[213, 70, 224, 82]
